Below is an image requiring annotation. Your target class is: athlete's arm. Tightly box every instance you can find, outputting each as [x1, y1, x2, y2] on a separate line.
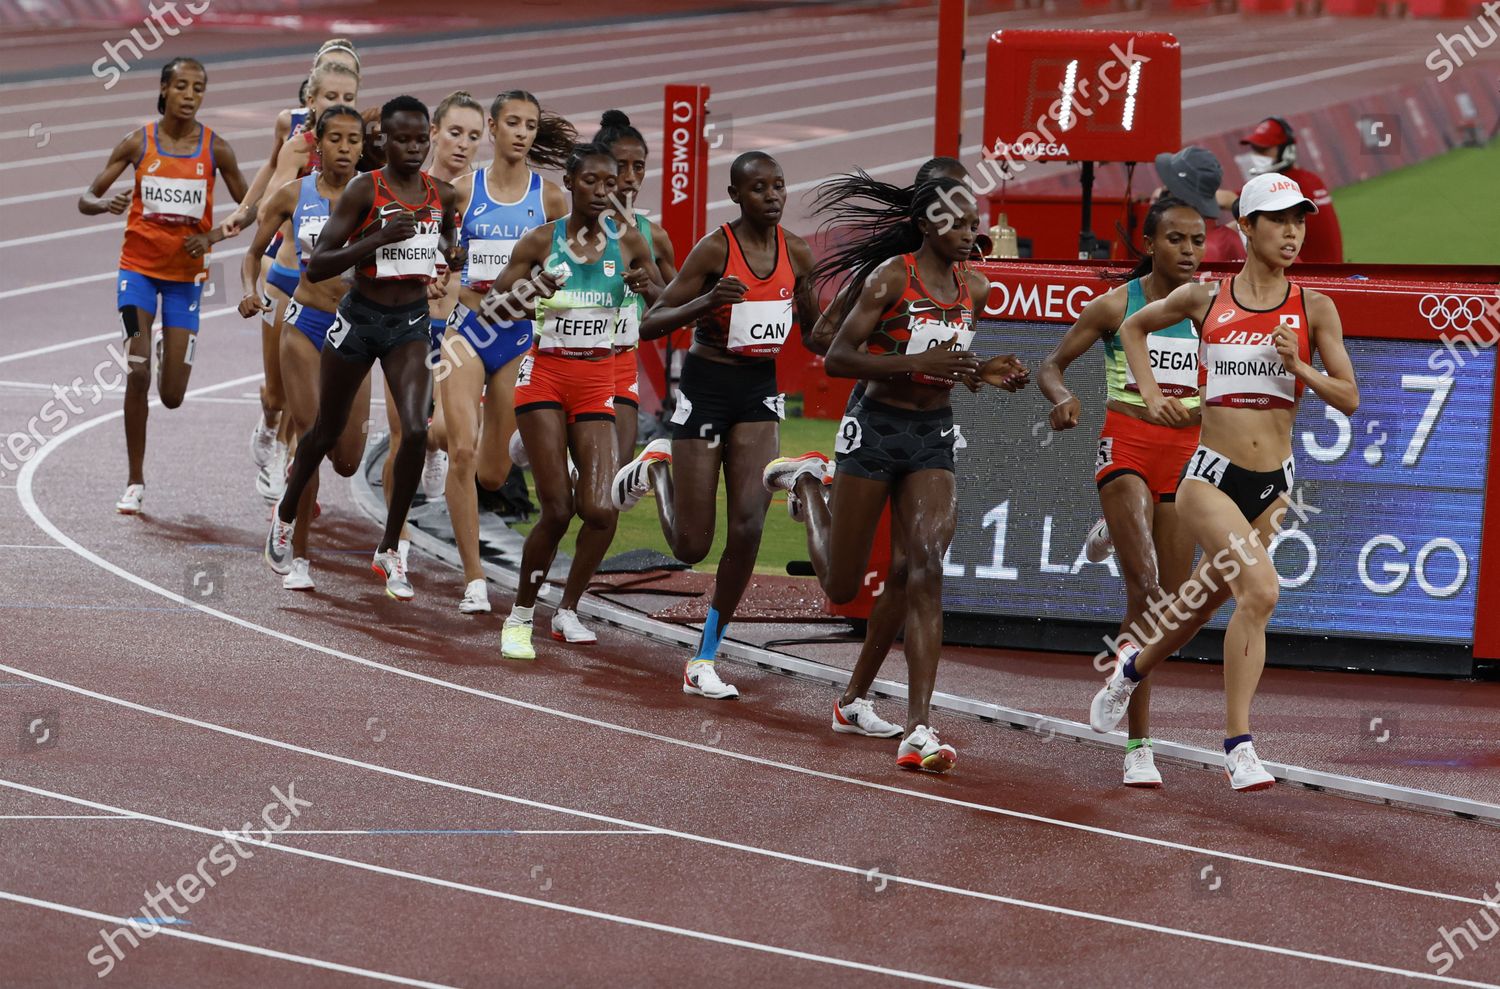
[809, 282, 859, 358]
[305, 173, 391, 282]
[78, 130, 142, 216]
[1287, 289, 1359, 415]
[967, 269, 1029, 393]
[436, 179, 466, 273]
[639, 230, 741, 341]
[825, 259, 980, 382]
[237, 109, 294, 221]
[237, 179, 297, 317]
[1036, 286, 1126, 427]
[258, 133, 311, 224]
[541, 179, 568, 222]
[208, 134, 251, 240]
[1119, 280, 1210, 427]
[785, 232, 825, 355]
[647, 220, 677, 283]
[482, 224, 563, 321]
[619, 227, 664, 305]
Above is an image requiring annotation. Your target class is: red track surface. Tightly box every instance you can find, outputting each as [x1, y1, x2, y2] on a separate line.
[2, 4, 1499, 987]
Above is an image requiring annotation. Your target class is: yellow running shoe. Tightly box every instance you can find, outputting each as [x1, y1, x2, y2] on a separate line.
[501, 619, 536, 661]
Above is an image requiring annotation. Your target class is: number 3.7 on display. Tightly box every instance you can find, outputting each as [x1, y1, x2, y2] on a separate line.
[1301, 374, 1453, 467]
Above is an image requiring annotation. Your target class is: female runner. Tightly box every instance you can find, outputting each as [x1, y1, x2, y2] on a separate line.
[612, 151, 820, 700]
[252, 58, 361, 502]
[485, 142, 660, 660]
[549, 109, 677, 642]
[244, 39, 361, 472]
[78, 56, 249, 514]
[1089, 173, 1358, 791]
[439, 90, 571, 614]
[238, 105, 367, 590]
[765, 177, 1027, 772]
[1037, 195, 1206, 787]
[265, 96, 463, 600]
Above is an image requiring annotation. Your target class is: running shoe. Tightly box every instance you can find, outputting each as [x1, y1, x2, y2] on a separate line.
[264, 508, 294, 574]
[282, 558, 315, 592]
[115, 483, 144, 515]
[762, 452, 829, 494]
[683, 659, 739, 700]
[1225, 741, 1276, 792]
[422, 448, 449, 501]
[257, 443, 288, 504]
[1084, 518, 1114, 563]
[832, 697, 903, 738]
[397, 538, 411, 571]
[1089, 643, 1142, 733]
[551, 608, 597, 644]
[611, 438, 672, 511]
[896, 724, 957, 773]
[508, 429, 529, 471]
[1122, 744, 1163, 788]
[501, 619, 536, 660]
[459, 578, 491, 614]
[371, 549, 413, 601]
[249, 418, 277, 468]
[788, 460, 833, 523]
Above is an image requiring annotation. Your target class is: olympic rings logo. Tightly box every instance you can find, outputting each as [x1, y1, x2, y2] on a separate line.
[1418, 294, 1489, 332]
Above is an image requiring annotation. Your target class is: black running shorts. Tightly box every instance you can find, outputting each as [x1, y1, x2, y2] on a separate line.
[669, 351, 784, 443]
[327, 291, 431, 364]
[834, 395, 958, 482]
[1179, 443, 1294, 522]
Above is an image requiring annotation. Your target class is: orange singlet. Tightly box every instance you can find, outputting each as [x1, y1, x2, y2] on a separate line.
[118, 121, 216, 284]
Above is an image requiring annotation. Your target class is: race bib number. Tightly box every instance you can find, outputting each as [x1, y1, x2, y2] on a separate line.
[1127, 334, 1199, 397]
[374, 215, 441, 281]
[538, 306, 616, 356]
[834, 415, 863, 456]
[1095, 436, 1114, 473]
[284, 298, 304, 328]
[907, 317, 974, 387]
[1186, 446, 1227, 487]
[296, 214, 328, 259]
[140, 175, 208, 224]
[727, 299, 793, 356]
[326, 309, 353, 351]
[465, 237, 518, 289]
[614, 302, 641, 350]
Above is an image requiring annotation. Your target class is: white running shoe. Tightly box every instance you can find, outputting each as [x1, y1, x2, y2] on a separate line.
[422, 448, 449, 500]
[508, 428, 529, 470]
[115, 483, 144, 515]
[612, 438, 672, 511]
[832, 697, 903, 738]
[398, 538, 411, 571]
[257, 443, 288, 504]
[896, 724, 956, 773]
[264, 508, 294, 574]
[761, 452, 829, 494]
[459, 578, 491, 614]
[1084, 518, 1114, 563]
[282, 557, 315, 591]
[551, 608, 597, 644]
[1225, 741, 1276, 792]
[249, 418, 277, 468]
[1089, 644, 1142, 733]
[1122, 744, 1163, 788]
[683, 659, 739, 700]
[371, 549, 413, 601]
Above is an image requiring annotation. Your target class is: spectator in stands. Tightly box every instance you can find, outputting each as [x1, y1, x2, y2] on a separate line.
[1220, 117, 1344, 264]
[1152, 145, 1244, 264]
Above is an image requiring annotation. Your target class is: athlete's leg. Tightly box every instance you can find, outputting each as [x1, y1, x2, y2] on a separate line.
[330, 367, 372, 477]
[1097, 474, 1163, 740]
[705, 419, 778, 622]
[439, 338, 488, 583]
[791, 468, 891, 605]
[841, 533, 909, 707]
[561, 399, 636, 610]
[376, 339, 435, 554]
[652, 437, 722, 564]
[514, 407, 573, 609]
[476, 354, 521, 491]
[278, 345, 375, 525]
[260, 282, 290, 424]
[120, 307, 154, 486]
[889, 468, 956, 731]
[559, 417, 620, 603]
[279, 324, 322, 558]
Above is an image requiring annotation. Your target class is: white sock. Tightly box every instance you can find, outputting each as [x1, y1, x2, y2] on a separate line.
[509, 604, 534, 625]
[398, 538, 410, 567]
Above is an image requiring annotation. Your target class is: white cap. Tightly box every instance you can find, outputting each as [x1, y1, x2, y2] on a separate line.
[1238, 172, 1318, 216]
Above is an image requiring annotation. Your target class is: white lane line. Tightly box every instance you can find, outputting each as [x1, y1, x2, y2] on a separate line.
[0, 889, 457, 988]
[0, 813, 131, 819]
[0, 247, 248, 301]
[5, 777, 1496, 988]
[268, 829, 662, 836]
[0, 780, 1002, 989]
[11, 380, 1497, 911]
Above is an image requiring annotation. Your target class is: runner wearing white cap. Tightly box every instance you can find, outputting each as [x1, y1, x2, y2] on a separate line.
[1086, 172, 1359, 792]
